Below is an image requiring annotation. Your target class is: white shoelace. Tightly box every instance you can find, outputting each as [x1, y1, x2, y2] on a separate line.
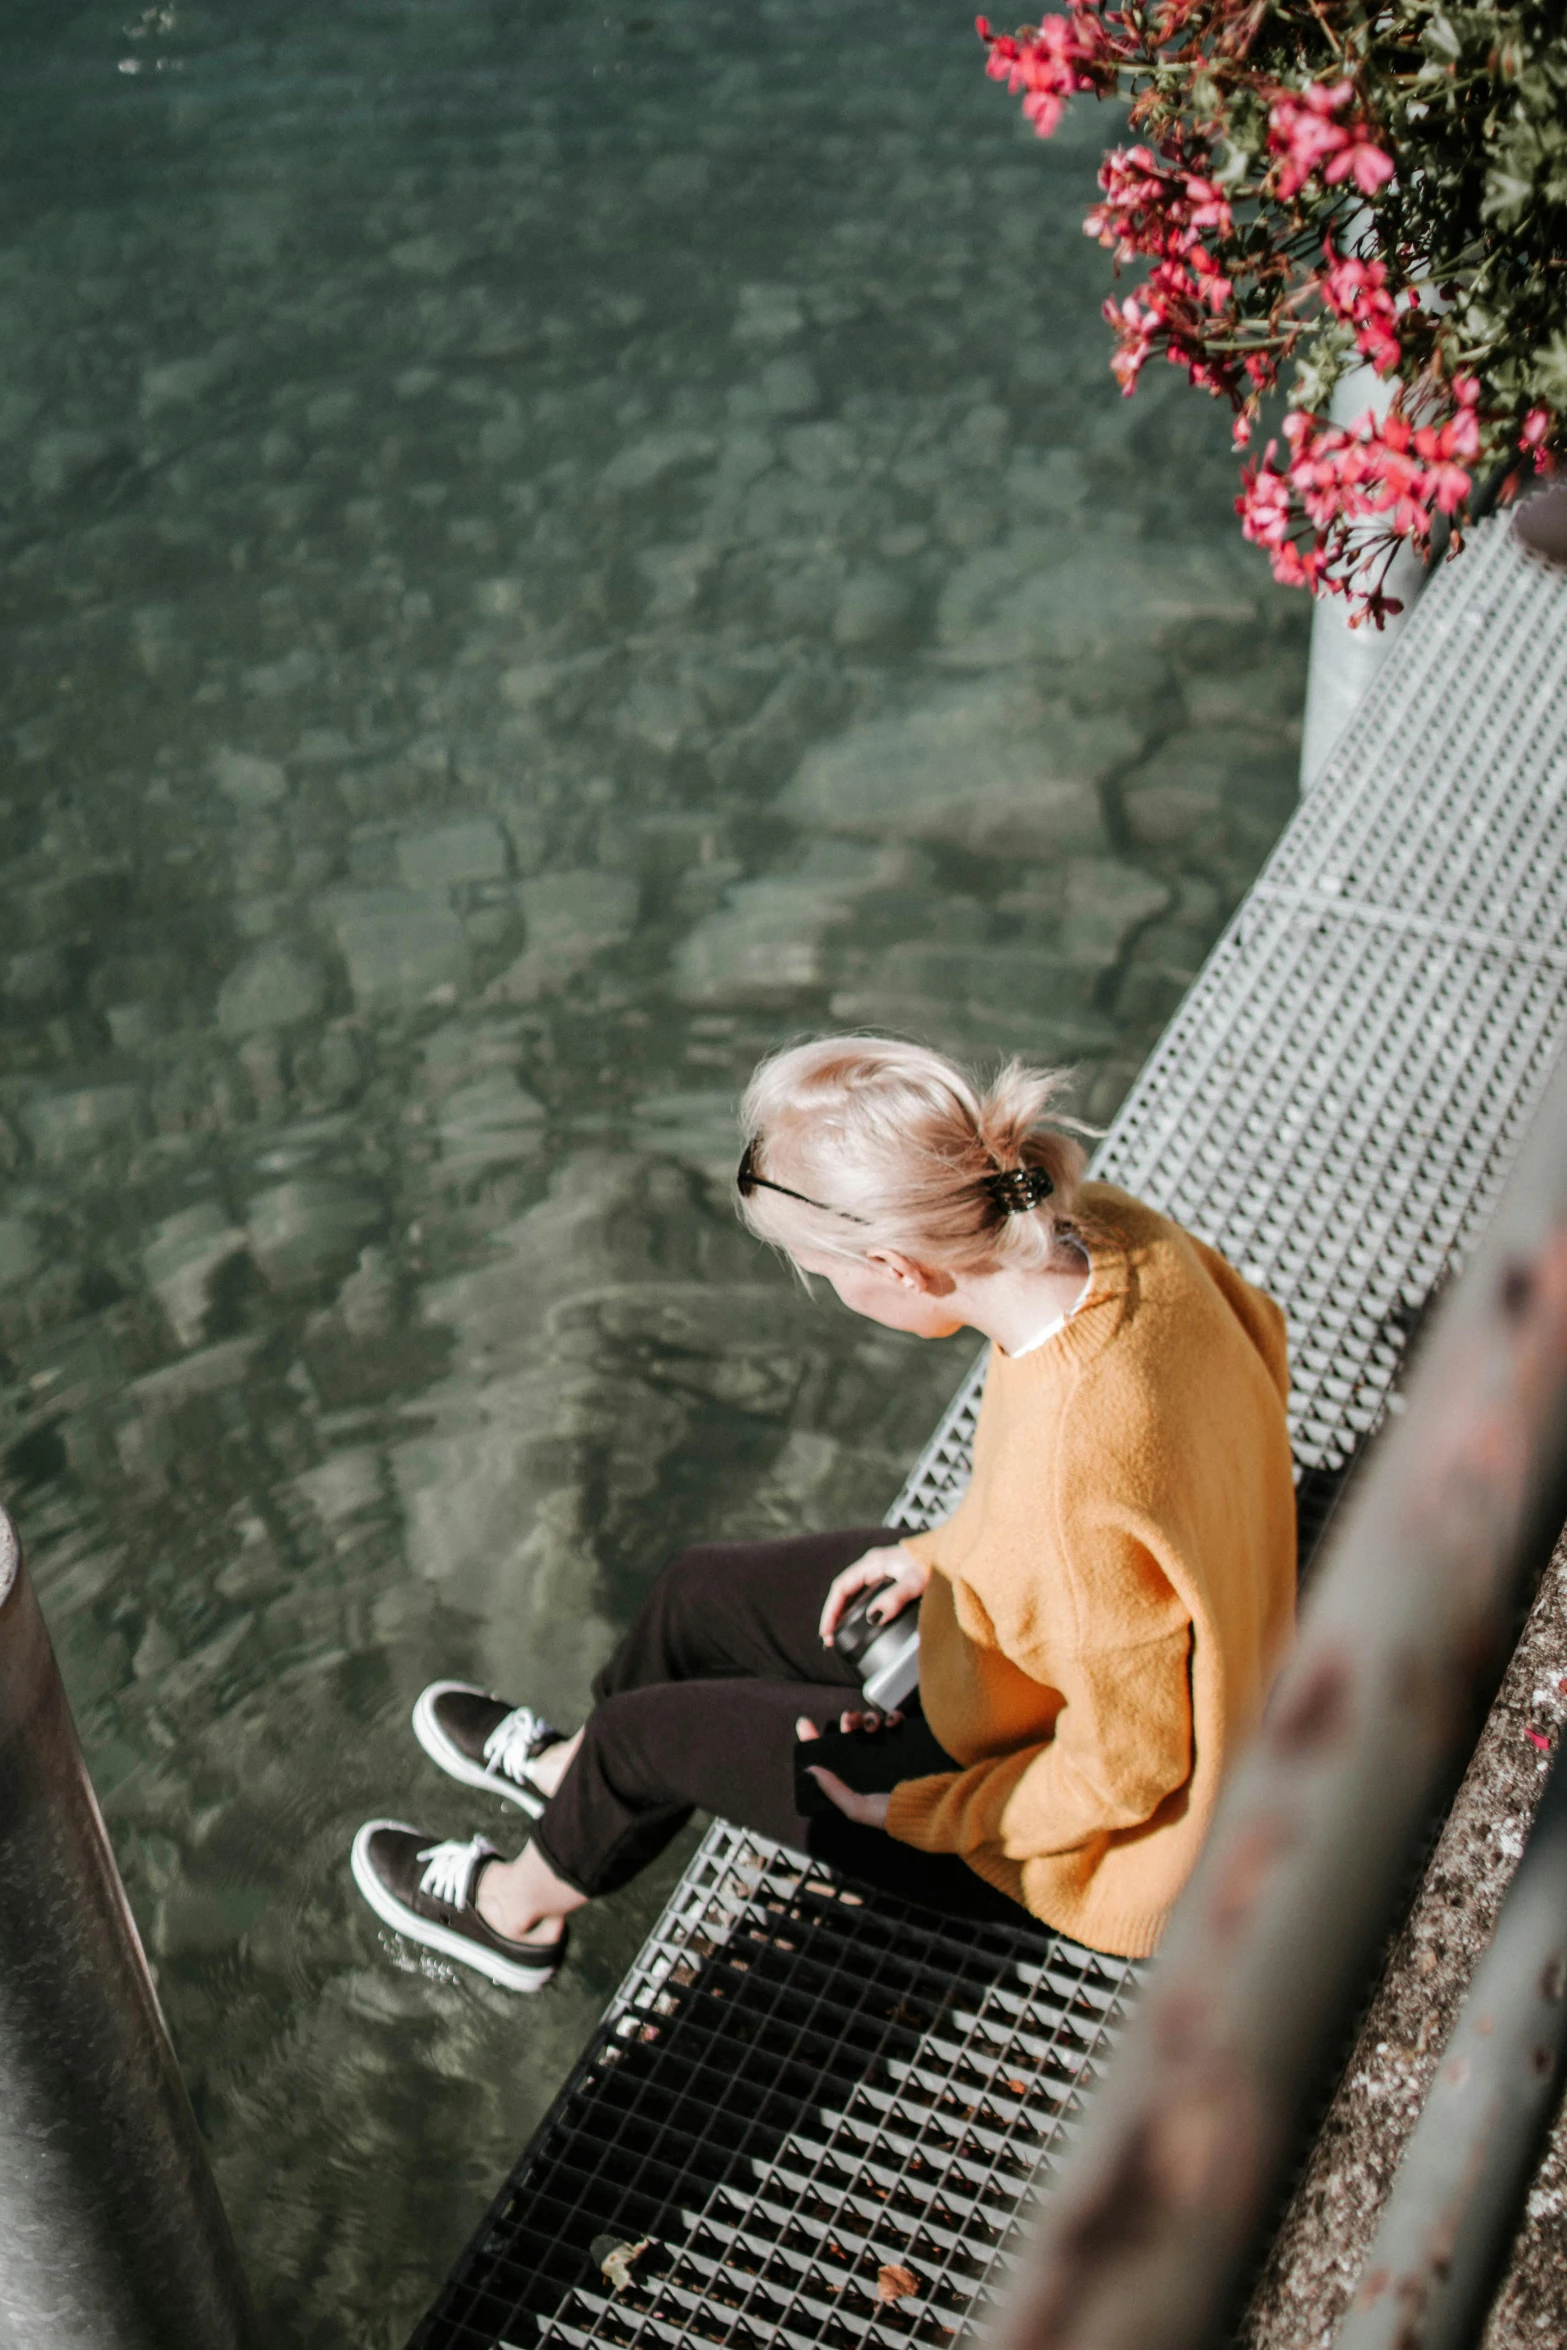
[417, 1833, 494, 1909]
[482, 1705, 554, 1785]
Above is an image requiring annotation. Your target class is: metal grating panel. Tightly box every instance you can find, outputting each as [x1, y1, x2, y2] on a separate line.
[1101, 515, 1567, 1471]
[891, 515, 1567, 1521]
[412, 515, 1567, 2350]
[417, 1831, 1136, 2350]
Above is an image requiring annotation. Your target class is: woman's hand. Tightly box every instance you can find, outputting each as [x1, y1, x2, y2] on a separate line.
[818, 1541, 930, 1649]
[794, 1707, 902, 1829]
[806, 1771, 890, 1829]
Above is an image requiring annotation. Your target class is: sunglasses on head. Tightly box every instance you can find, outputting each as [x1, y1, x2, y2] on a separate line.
[735, 1140, 870, 1225]
[737, 1140, 1055, 1224]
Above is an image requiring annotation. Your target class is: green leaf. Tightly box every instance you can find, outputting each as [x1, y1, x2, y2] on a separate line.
[1528, 335, 1567, 407]
[1483, 164, 1537, 227]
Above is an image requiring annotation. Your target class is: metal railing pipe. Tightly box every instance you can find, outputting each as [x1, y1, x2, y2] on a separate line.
[0, 1511, 261, 2350]
[985, 1042, 1567, 2350]
[1333, 1747, 1567, 2350]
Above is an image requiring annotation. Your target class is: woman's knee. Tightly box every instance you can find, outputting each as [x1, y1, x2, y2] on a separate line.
[592, 1541, 737, 1705]
[644, 1540, 743, 1643]
[657, 1539, 734, 1598]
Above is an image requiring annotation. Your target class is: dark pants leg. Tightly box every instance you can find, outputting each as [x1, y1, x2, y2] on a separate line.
[586, 1525, 898, 1705]
[531, 1527, 1028, 1926]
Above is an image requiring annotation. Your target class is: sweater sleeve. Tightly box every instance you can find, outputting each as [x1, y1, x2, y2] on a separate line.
[885, 1621, 1193, 1863]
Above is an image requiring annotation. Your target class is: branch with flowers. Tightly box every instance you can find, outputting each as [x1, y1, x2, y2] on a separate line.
[978, 1, 1566, 622]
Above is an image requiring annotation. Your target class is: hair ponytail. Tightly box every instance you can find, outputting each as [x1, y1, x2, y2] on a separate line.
[738, 1036, 1092, 1274]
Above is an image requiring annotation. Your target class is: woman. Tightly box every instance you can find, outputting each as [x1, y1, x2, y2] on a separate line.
[351, 1037, 1296, 1988]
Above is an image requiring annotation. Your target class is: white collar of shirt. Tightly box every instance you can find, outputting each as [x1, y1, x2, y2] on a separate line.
[1008, 1308, 1072, 1360]
[1005, 1251, 1092, 1360]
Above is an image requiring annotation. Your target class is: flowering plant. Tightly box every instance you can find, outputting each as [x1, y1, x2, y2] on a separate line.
[979, 2, 1566, 620]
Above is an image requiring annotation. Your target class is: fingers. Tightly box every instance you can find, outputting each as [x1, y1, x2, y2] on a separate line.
[805, 1765, 870, 1823]
[821, 1545, 921, 1644]
[867, 1555, 907, 1622]
[867, 1544, 925, 1621]
[802, 1707, 905, 1747]
[822, 1569, 869, 1644]
[818, 1556, 881, 1645]
[806, 1766, 892, 1830]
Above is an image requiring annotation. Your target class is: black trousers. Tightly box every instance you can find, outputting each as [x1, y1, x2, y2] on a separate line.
[531, 1526, 1029, 1925]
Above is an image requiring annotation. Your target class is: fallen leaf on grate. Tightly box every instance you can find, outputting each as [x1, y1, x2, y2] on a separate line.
[592, 2234, 653, 2291]
[876, 2264, 919, 2304]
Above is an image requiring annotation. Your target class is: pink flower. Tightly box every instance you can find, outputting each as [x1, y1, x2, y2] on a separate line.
[1182, 174, 1232, 234]
[977, 12, 1106, 141]
[1320, 243, 1404, 375]
[1237, 445, 1294, 546]
[1268, 80, 1394, 202]
[1086, 145, 1166, 251]
[1103, 291, 1159, 394]
[1240, 387, 1483, 614]
[1086, 143, 1241, 377]
[1425, 461, 1472, 514]
[1326, 137, 1396, 196]
[1022, 88, 1067, 136]
[1269, 84, 1351, 199]
[1237, 446, 1321, 590]
[1088, 146, 1234, 265]
[1521, 407, 1556, 470]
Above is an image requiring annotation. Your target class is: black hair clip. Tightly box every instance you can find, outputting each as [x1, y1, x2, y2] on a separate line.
[983, 1165, 1055, 1216]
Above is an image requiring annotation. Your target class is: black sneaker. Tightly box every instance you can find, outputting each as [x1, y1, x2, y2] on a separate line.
[412, 1683, 567, 1816]
[350, 1822, 566, 1993]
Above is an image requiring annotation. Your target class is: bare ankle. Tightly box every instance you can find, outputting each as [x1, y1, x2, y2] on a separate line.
[530, 1726, 583, 1801]
[475, 1844, 584, 1944]
[476, 1865, 553, 1945]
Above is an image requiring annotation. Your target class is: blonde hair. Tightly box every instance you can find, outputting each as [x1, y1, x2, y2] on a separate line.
[737, 1035, 1090, 1275]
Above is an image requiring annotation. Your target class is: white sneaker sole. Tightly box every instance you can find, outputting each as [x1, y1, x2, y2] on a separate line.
[350, 1821, 563, 1994]
[411, 1682, 547, 1816]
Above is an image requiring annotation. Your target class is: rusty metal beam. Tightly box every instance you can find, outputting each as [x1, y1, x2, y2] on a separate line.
[1333, 1747, 1567, 2350]
[985, 1042, 1567, 2350]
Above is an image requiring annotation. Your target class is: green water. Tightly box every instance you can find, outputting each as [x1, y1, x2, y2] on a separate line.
[0, 3, 1305, 2340]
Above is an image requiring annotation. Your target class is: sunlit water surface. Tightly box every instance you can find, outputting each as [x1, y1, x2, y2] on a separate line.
[0, 3, 1306, 2340]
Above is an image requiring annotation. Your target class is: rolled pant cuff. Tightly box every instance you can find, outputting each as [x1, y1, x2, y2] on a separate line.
[528, 1818, 601, 1901]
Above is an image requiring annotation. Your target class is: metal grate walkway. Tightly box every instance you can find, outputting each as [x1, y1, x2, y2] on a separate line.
[430, 1837, 1129, 2350]
[411, 514, 1567, 2350]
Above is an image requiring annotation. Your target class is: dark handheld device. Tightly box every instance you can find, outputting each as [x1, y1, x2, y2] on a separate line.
[831, 1576, 921, 1710]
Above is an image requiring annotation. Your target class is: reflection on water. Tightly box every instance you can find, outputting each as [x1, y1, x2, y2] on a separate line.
[0, 2, 1305, 2340]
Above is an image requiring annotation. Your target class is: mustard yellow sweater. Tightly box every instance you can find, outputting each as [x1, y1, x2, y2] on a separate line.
[886, 1182, 1295, 1960]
